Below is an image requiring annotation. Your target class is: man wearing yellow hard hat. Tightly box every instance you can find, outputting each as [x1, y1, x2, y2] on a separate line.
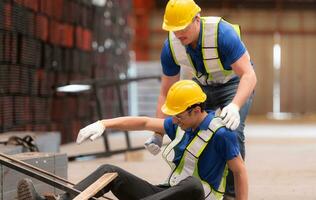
[18, 80, 248, 200]
[144, 1, 256, 199]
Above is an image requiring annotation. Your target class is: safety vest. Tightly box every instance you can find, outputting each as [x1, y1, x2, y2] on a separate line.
[162, 117, 229, 200]
[168, 16, 241, 85]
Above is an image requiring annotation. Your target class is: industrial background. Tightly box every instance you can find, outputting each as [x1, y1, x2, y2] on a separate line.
[0, 0, 316, 199]
[0, 0, 132, 143]
[1, 0, 316, 143]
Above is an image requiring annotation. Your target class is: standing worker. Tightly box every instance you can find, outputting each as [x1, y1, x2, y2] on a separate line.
[17, 80, 248, 200]
[144, 0, 257, 199]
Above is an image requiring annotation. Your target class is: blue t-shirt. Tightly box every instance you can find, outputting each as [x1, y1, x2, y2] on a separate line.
[161, 19, 247, 76]
[163, 111, 240, 190]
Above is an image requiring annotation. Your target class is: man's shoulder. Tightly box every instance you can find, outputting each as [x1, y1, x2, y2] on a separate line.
[213, 127, 237, 144]
[218, 20, 237, 36]
[207, 118, 236, 139]
[161, 38, 173, 58]
[162, 38, 170, 50]
[208, 117, 225, 132]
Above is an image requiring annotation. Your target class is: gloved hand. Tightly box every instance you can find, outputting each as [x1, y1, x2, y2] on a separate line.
[144, 133, 163, 155]
[220, 103, 240, 130]
[76, 121, 105, 144]
[215, 107, 222, 117]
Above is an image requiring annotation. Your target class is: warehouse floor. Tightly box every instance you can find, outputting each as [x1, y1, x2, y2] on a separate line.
[60, 121, 316, 200]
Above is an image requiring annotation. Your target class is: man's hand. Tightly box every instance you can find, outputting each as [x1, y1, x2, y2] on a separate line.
[144, 133, 163, 155]
[76, 121, 105, 144]
[220, 103, 240, 130]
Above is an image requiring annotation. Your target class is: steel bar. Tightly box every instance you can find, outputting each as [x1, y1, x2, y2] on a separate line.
[68, 146, 146, 161]
[0, 156, 85, 198]
[93, 84, 110, 152]
[0, 152, 74, 185]
[115, 84, 131, 149]
[0, 153, 114, 200]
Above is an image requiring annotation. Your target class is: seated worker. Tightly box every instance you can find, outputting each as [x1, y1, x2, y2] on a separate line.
[17, 80, 248, 200]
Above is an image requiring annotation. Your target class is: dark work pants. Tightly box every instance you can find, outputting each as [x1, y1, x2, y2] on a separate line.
[196, 77, 254, 197]
[69, 164, 204, 200]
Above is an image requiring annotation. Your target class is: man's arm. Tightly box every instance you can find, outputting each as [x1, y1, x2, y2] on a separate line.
[220, 51, 257, 130]
[227, 155, 248, 200]
[146, 40, 180, 153]
[231, 51, 257, 109]
[143, 73, 180, 155]
[100, 116, 165, 134]
[77, 117, 165, 144]
[156, 73, 180, 119]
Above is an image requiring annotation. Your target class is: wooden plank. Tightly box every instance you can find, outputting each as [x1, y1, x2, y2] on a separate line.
[73, 172, 118, 200]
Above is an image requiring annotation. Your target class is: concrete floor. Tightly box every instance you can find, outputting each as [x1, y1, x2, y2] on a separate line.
[60, 122, 316, 200]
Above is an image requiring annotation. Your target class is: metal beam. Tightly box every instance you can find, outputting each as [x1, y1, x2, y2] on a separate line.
[0, 156, 92, 199]
[0, 153, 114, 200]
[68, 146, 146, 161]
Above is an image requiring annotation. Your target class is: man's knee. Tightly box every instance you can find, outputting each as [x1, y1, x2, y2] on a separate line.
[97, 164, 121, 174]
[96, 164, 129, 184]
[223, 195, 235, 200]
[180, 176, 204, 199]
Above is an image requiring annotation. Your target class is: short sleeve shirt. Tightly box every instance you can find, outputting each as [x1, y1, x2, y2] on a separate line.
[161, 19, 247, 76]
[163, 111, 240, 189]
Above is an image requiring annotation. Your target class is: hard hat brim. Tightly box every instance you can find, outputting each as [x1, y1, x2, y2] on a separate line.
[162, 23, 189, 32]
[161, 104, 185, 116]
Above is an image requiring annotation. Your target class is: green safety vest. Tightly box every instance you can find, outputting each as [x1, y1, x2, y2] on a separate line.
[168, 16, 241, 85]
[162, 117, 229, 200]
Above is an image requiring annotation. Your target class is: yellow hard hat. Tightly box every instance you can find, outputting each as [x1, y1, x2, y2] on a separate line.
[162, 0, 201, 31]
[162, 80, 206, 116]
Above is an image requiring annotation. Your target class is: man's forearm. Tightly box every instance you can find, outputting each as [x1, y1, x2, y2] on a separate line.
[101, 117, 148, 130]
[154, 96, 167, 137]
[232, 70, 256, 108]
[100, 117, 164, 133]
[156, 73, 180, 119]
[234, 170, 248, 200]
[156, 94, 167, 119]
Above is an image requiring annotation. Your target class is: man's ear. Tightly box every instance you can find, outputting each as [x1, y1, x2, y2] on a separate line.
[193, 106, 201, 113]
[195, 15, 200, 23]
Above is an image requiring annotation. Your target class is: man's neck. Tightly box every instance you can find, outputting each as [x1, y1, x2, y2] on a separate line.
[190, 40, 198, 49]
[192, 111, 208, 131]
[189, 19, 201, 49]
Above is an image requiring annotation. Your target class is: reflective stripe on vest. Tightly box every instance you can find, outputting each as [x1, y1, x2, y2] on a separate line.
[162, 117, 228, 200]
[168, 16, 241, 85]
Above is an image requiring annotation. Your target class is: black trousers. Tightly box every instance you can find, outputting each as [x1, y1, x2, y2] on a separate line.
[70, 164, 204, 200]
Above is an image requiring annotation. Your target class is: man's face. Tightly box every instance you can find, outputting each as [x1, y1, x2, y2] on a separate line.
[172, 108, 194, 130]
[174, 17, 199, 45]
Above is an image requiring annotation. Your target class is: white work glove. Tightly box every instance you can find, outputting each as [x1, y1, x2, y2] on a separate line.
[76, 121, 105, 144]
[220, 103, 240, 130]
[144, 133, 163, 156]
[215, 108, 222, 117]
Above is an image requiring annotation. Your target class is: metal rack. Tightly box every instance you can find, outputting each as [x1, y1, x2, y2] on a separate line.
[60, 75, 161, 161]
